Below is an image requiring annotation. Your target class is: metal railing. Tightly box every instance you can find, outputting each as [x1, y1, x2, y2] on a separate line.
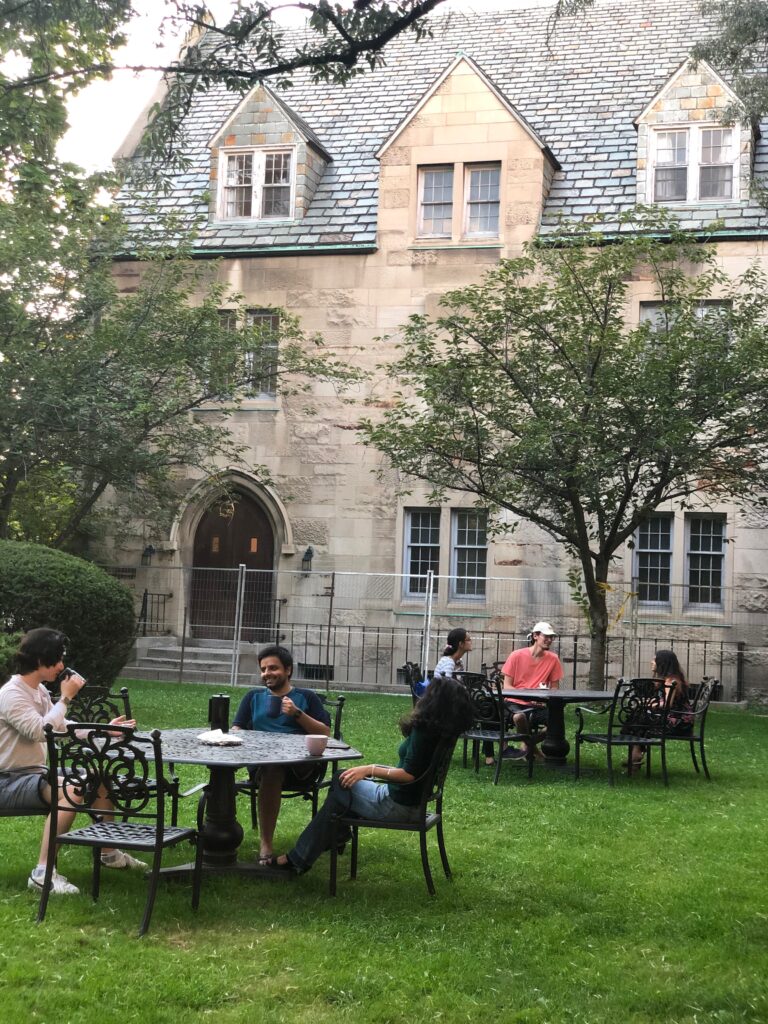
[108, 564, 768, 700]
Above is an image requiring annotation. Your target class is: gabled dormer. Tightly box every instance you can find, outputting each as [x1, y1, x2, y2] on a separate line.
[636, 60, 754, 207]
[208, 84, 332, 223]
[376, 54, 559, 253]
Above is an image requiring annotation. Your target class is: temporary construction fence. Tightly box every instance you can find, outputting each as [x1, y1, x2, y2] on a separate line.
[113, 563, 768, 700]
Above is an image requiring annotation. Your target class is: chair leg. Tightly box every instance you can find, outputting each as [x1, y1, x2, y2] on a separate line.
[36, 847, 58, 924]
[350, 827, 359, 880]
[249, 783, 258, 830]
[419, 830, 436, 896]
[192, 834, 204, 911]
[492, 747, 502, 785]
[699, 737, 711, 780]
[574, 737, 581, 779]
[138, 847, 164, 938]
[689, 738, 700, 773]
[436, 818, 451, 880]
[660, 742, 669, 787]
[607, 745, 615, 787]
[329, 815, 339, 896]
[462, 737, 468, 769]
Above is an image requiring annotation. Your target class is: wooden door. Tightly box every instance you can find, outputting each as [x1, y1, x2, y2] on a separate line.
[191, 493, 275, 642]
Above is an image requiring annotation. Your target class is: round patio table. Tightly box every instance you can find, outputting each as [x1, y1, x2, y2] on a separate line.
[502, 688, 612, 762]
[156, 728, 361, 876]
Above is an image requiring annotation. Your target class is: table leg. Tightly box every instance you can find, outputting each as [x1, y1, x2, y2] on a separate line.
[200, 765, 243, 867]
[541, 699, 569, 762]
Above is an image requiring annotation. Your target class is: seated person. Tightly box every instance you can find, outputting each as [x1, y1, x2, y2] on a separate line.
[232, 644, 330, 864]
[416, 628, 472, 697]
[268, 675, 473, 875]
[501, 621, 563, 760]
[0, 628, 145, 896]
[625, 649, 694, 767]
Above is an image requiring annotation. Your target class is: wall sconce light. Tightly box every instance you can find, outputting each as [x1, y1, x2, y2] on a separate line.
[301, 546, 314, 573]
[141, 544, 156, 567]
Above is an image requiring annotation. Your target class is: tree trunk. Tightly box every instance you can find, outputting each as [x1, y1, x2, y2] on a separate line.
[585, 559, 610, 690]
[0, 467, 21, 539]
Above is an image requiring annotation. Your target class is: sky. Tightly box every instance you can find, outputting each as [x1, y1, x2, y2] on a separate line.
[58, 0, 557, 172]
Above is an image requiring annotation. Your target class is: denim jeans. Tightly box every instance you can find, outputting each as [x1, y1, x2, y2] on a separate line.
[288, 775, 421, 873]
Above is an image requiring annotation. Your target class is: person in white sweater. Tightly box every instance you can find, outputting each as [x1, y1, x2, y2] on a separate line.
[0, 627, 144, 895]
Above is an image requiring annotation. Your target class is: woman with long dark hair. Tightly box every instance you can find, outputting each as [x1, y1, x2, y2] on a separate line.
[268, 675, 473, 874]
[627, 649, 693, 766]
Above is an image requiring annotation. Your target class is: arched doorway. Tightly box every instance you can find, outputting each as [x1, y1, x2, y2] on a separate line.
[190, 491, 275, 642]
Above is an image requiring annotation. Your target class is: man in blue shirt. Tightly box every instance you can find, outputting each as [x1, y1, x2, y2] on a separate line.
[232, 644, 330, 864]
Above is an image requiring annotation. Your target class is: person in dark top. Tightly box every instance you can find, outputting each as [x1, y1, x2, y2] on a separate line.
[231, 644, 330, 864]
[625, 649, 694, 767]
[268, 674, 473, 874]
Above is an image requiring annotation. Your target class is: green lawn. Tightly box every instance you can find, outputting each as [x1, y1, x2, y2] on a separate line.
[1, 679, 766, 1024]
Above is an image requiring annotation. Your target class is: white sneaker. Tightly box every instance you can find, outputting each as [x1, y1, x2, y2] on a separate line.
[28, 869, 80, 895]
[101, 849, 147, 870]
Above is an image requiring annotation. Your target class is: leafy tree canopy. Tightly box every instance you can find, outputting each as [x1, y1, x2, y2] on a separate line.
[360, 208, 768, 685]
[1, 1, 450, 160]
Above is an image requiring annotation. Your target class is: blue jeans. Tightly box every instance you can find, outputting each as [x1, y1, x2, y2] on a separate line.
[288, 775, 421, 873]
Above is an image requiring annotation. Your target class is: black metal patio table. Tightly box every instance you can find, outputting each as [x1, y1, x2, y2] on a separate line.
[502, 689, 612, 763]
[156, 728, 362, 876]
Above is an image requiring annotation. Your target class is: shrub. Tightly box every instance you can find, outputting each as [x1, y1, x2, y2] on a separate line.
[0, 541, 135, 685]
[0, 630, 22, 681]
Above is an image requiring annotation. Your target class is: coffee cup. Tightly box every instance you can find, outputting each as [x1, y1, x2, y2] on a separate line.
[305, 734, 328, 756]
[266, 694, 283, 718]
[538, 683, 550, 690]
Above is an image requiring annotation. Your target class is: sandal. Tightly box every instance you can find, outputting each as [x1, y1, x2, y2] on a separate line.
[261, 855, 295, 873]
[258, 853, 274, 866]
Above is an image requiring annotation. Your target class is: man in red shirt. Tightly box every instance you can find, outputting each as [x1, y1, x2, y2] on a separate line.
[501, 622, 563, 759]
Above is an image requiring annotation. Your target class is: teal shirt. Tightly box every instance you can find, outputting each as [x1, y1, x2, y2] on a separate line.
[387, 726, 435, 806]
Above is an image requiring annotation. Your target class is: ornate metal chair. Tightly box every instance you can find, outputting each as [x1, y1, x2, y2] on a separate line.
[328, 736, 459, 896]
[574, 678, 673, 785]
[456, 672, 538, 783]
[45, 678, 133, 724]
[39, 723, 202, 937]
[663, 676, 718, 779]
[235, 694, 346, 828]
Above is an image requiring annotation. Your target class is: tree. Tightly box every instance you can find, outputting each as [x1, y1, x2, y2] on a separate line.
[359, 209, 768, 687]
[0, 200, 356, 549]
[1, 1, 450, 159]
[692, 1, 768, 122]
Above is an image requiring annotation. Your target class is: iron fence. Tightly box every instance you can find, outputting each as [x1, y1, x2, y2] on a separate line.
[107, 564, 768, 700]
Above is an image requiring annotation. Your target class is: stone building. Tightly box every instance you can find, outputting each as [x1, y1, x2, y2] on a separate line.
[113, 0, 768, 694]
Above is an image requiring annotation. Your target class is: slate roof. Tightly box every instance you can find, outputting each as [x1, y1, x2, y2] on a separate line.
[118, 0, 768, 253]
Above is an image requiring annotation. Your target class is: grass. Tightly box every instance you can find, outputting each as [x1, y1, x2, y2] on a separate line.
[1, 678, 766, 1024]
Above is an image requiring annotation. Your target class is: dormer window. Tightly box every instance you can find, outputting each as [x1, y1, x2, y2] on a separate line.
[218, 147, 294, 221]
[651, 126, 736, 204]
[416, 161, 501, 241]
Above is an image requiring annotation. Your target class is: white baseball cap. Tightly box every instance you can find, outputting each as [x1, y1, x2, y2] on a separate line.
[532, 621, 557, 636]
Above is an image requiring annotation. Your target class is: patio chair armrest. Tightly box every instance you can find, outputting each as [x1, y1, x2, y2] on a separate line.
[574, 704, 610, 733]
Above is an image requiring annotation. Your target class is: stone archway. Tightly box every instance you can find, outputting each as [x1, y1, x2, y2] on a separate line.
[190, 490, 276, 642]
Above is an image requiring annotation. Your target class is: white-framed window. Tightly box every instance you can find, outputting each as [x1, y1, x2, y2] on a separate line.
[416, 161, 501, 240]
[638, 299, 729, 329]
[464, 164, 500, 236]
[244, 309, 280, 397]
[687, 515, 725, 608]
[651, 126, 736, 204]
[404, 509, 441, 596]
[218, 148, 294, 221]
[218, 307, 280, 398]
[636, 515, 673, 604]
[417, 165, 454, 237]
[451, 509, 488, 598]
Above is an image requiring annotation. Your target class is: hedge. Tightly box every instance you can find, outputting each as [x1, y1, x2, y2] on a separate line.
[0, 541, 135, 685]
